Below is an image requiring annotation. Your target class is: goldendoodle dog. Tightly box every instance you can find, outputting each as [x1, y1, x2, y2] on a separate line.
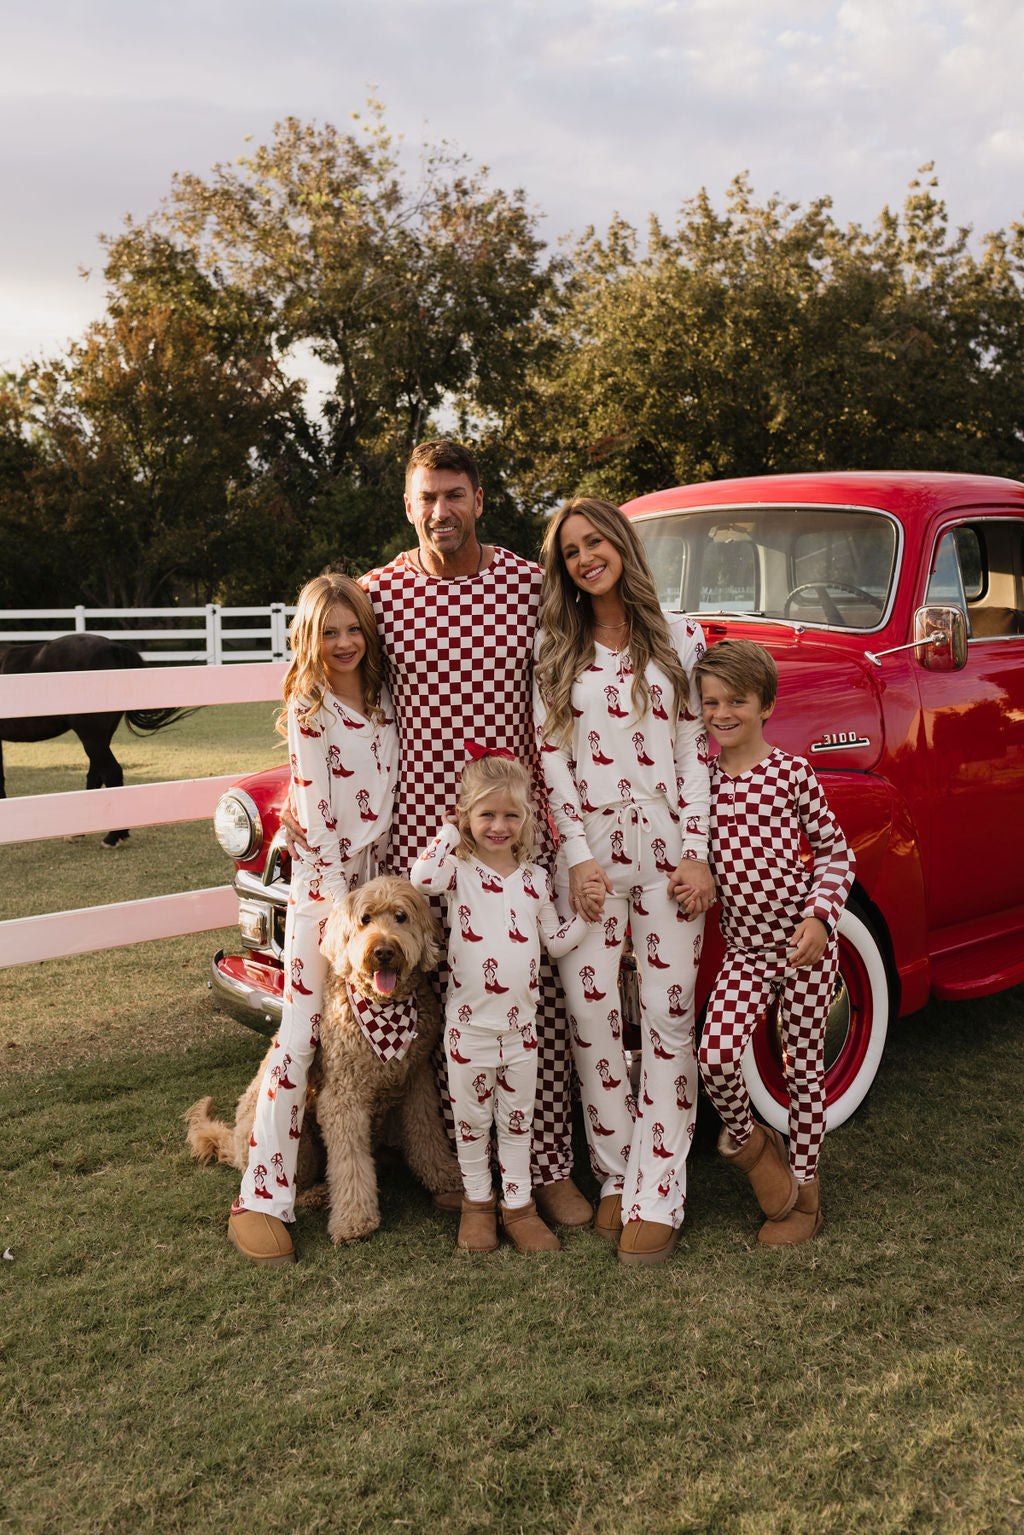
[186, 875, 462, 1242]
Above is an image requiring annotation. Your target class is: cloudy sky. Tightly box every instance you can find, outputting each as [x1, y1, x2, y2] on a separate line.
[3, 0, 1022, 376]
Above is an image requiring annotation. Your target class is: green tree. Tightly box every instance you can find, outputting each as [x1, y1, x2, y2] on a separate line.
[24, 236, 303, 607]
[135, 104, 554, 577]
[0, 372, 72, 607]
[510, 169, 1024, 506]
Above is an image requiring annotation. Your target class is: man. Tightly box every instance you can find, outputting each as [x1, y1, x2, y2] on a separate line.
[294, 440, 591, 1227]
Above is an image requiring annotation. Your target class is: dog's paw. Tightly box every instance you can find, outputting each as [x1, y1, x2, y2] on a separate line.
[328, 1214, 380, 1244]
[295, 1182, 329, 1211]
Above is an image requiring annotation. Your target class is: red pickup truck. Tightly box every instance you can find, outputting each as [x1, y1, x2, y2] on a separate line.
[210, 470, 1024, 1132]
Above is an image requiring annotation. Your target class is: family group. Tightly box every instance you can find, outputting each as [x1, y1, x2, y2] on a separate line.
[226, 439, 854, 1268]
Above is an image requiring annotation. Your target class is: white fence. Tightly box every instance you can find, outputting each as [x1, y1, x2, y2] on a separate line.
[0, 605, 296, 664]
[0, 661, 286, 969]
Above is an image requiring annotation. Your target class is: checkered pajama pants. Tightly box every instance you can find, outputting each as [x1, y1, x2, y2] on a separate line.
[698, 943, 839, 1183]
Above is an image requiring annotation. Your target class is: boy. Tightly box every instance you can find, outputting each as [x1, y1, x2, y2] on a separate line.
[687, 638, 854, 1245]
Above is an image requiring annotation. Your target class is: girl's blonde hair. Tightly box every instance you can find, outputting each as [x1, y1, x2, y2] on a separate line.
[456, 754, 536, 865]
[535, 497, 690, 750]
[276, 573, 385, 736]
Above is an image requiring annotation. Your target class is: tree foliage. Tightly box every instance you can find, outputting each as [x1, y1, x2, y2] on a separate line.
[508, 168, 1024, 505]
[137, 104, 553, 579]
[3, 128, 1024, 610]
[25, 237, 301, 606]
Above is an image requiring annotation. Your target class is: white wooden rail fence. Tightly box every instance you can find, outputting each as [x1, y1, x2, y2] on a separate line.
[0, 605, 295, 664]
[0, 662, 286, 970]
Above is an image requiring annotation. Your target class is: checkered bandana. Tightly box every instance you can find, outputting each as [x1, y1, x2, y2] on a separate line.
[346, 986, 419, 1063]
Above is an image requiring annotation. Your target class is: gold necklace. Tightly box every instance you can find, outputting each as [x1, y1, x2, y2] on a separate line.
[415, 543, 485, 576]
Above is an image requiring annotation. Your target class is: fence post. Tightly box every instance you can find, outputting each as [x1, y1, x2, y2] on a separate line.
[205, 604, 222, 666]
[270, 603, 286, 661]
[75, 606, 86, 633]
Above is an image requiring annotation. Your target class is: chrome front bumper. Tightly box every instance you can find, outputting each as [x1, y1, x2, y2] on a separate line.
[209, 951, 283, 1034]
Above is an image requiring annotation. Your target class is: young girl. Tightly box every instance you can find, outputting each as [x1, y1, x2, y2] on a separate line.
[410, 748, 591, 1255]
[533, 497, 716, 1267]
[227, 574, 397, 1265]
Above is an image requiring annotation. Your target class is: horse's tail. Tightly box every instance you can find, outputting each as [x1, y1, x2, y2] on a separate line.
[124, 706, 196, 735]
[109, 641, 195, 733]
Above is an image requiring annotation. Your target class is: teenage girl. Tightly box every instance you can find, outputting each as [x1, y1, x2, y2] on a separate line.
[227, 573, 397, 1265]
[410, 748, 592, 1256]
[533, 497, 716, 1267]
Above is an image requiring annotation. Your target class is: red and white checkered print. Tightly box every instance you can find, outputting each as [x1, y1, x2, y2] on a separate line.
[698, 943, 839, 1182]
[361, 549, 573, 1181]
[709, 747, 854, 950]
[700, 746, 854, 1182]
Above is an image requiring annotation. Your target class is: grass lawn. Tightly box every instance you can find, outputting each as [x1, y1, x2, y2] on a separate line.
[1, 723, 1023, 1532]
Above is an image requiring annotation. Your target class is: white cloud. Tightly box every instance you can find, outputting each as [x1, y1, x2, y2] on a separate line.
[2, 0, 1023, 370]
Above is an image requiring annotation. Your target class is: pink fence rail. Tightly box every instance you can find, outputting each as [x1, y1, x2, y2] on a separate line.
[0, 662, 286, 969]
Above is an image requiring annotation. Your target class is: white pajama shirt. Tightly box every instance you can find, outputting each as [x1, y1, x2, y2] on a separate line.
[408, 822, 583, 1203]
[410, 824, 586, 1204]
[534, 615, 711, 1229]
[361, 548, 577, 1184]
[697, 747, 855, 1182]
[234, 691, 397, 1221]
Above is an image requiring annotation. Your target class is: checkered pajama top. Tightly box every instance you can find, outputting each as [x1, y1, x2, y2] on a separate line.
[709, 746, 855, 953]
[361, 548, 554, 875]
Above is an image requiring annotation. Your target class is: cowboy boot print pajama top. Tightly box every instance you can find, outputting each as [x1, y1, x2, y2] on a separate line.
[410, 823, 587, 1205]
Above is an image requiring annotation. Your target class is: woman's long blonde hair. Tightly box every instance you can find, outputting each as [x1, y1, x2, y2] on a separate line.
[535, 497, 689, 750]
[276, 573, 385, 737]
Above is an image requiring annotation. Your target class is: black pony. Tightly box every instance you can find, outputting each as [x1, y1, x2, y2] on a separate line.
[0, 632, 193, 847]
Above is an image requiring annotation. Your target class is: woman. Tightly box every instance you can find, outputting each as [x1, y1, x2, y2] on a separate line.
[533, 497, 715, 1266]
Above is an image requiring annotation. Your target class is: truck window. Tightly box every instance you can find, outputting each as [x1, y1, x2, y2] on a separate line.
[633, 506, 897, 629]
[927, 521, 1024, 639]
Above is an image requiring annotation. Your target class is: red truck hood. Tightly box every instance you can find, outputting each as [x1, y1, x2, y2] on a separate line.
[696, 619, 885, 773]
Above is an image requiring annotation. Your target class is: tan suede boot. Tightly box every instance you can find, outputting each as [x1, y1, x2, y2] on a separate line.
[457, 1192, 499, 1253]
[718, 1121, 798, 1220]
[758, 1177, 823, 1246]
[227, 1211, 295, 1266]
[617, 1218, 679, 1267]
[500, 1198, 562, 1253]
[593, 1193, 623, 1244]
[533, 1177, 593, 1228]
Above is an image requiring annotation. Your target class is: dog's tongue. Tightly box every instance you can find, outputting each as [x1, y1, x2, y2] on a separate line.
[374, 968, 397, 996]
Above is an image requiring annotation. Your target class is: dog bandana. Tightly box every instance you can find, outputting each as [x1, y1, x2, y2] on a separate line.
[346, 986, 419, 1064]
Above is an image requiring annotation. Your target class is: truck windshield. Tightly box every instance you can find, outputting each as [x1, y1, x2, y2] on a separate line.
[634, 505, 898, 631]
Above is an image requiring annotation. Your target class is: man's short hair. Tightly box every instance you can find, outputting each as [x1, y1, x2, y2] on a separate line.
[405, 439, 481, 496]
[694, 638, 778, 710]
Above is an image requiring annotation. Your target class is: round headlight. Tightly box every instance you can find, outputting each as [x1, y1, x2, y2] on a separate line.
[213, 790, 262, 861]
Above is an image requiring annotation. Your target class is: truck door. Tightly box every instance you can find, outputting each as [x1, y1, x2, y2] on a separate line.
[917, 517, 1024, 928]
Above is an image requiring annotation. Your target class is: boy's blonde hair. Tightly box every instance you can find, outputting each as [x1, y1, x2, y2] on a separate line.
[456, 754, 536, 865]
[694, 638, 778, 710]
[276, 573, 385, 736]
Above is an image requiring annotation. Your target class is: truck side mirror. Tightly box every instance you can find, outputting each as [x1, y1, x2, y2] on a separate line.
[914, 605, 967, 671]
